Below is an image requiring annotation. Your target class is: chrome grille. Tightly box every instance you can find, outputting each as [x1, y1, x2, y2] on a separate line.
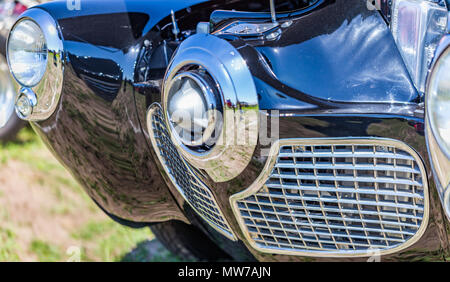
[231, 138, 429, 256]
[148, 104, 235, 240]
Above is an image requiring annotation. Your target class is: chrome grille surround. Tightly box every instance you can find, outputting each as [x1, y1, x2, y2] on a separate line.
[230, 138, 429, 257]
[147, 103, 236, 240]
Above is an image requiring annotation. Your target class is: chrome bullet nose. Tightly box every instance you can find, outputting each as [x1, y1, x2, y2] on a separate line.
[166, 71, 220, 148]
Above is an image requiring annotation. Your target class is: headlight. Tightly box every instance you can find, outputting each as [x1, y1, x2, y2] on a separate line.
[6, 8, 64, 122]
[426, 40, 450, 221]
[7, 19, 47, 87]
[428, 46, 450, 155]
[390, 0, 447, 93]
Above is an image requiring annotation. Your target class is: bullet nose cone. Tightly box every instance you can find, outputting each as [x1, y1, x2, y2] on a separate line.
[167, 72, 220, 148]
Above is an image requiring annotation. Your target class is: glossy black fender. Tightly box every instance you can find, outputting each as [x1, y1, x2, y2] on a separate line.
[28, 0, 289, 226]
[29, 0, 215, 224]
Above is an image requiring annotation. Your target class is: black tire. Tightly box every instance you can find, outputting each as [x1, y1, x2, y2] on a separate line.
[150, 220, 231, 261]
[0, 35, 24, 142]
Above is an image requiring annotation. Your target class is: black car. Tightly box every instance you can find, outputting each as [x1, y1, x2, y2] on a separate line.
[4, 0, 450, 261]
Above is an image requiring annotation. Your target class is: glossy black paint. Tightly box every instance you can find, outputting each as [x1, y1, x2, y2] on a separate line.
[32, 0, 211, 224]
[32, 0, 307, 235]
[26, 0, 450, 261]
[225, 0, 419, 107]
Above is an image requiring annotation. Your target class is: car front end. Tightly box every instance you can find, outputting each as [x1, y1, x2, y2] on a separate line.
[4, 0, 450, 261]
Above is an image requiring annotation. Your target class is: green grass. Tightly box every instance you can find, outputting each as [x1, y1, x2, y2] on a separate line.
[30, 240, 62, 262]
[1, 126, 40, 161]
[0, 227, 20, 262]
[0, 127, 175, 262]
[72, 220, 153, 262]
[1, 127, 81, 193]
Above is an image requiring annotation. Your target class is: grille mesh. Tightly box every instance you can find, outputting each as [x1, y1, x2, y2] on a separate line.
[148, 104, 235, 240]
[232, 139, 428, 256]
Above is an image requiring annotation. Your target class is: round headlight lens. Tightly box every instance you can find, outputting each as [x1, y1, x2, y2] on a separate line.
[428, 46, 450, 156]
[7, 19, 47, 87]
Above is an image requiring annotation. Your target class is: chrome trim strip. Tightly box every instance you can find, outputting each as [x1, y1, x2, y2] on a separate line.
[147, 103, 236, 241]
[230, 138, 429, 257]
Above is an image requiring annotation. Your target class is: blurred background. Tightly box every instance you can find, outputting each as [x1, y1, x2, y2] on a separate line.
[0, 126, 182, 262]
[0, 0, 179, 262]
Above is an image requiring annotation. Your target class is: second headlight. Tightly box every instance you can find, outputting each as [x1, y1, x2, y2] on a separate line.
[426, 37, 450, 221]
[427, 45, 450, 157]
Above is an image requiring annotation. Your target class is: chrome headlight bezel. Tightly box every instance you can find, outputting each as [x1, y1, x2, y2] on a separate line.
[161, 34, 259, 183]
[6, 8, 64, 121]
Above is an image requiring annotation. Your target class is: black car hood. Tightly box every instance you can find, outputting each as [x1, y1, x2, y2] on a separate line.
[229, 0, 420, 109]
